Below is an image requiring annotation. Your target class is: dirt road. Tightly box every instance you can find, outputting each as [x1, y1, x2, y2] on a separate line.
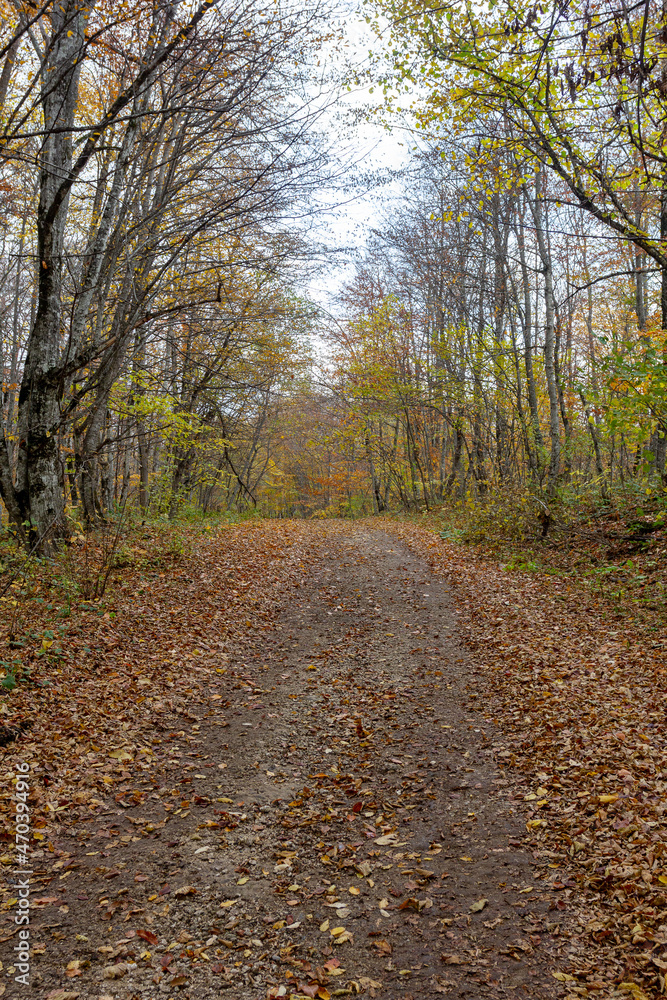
[3, 525, 570, 999]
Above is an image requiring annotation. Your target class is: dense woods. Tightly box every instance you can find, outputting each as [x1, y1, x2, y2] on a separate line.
[0, 0, 328, 547]
[0, 0, 666, 544]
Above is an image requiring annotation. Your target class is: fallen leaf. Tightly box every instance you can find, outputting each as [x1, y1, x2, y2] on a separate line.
[136, 929, 158, 945]
[470, 898, 488, 913]
[103, 962, 129, 979]
[174, 885, 197, 897]
[374, 833, 402, 846]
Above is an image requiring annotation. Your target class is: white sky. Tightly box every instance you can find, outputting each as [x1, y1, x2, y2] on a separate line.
[303, 10, 411, 312]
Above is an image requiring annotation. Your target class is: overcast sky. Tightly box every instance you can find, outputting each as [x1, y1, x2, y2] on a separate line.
[303, 9, 411, 312]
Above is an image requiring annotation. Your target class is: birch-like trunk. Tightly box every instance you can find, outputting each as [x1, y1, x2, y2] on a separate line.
[527, 172, 561, 494]
[13, 2, 86, 548]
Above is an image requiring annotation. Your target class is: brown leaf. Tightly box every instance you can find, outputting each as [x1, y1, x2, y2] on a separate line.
[431, 977, 455, 994]
[103, 962, 129, 979]
[136, 928, 159, 945]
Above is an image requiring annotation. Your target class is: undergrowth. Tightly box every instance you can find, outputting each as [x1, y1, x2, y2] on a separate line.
[394, 479, 667, 626]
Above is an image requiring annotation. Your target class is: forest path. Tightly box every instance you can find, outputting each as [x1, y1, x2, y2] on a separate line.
[8, 523, 569, 1000]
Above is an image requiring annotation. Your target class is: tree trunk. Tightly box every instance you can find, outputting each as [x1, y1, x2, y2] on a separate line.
[517, 201, 544, 473]
[528, 171, 560, 494]
[364, 425, 384, 513]
[8, 3, 86, 549]
[657, 174, 667, 478]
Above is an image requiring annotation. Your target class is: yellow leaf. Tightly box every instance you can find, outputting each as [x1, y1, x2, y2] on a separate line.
[330, 926, 346, 936]
[237, 877, 249, 885]
[552, 972, 575, 982]
[658, 875, 667, 885]
[348, 886, 360, 895]
[599, 794, 619, 804]
[470, 898, 488, 912]
[109, 750, 133, 761]
[174, 885, 197, 897]
[319, 919, 329, 932]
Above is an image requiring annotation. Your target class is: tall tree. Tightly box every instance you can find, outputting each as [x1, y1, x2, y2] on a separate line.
[0, 0, 330, 548]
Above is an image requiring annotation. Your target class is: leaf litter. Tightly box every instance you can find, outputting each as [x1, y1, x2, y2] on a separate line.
[0, 518, 658, 997]
[385, 519, 667, 999]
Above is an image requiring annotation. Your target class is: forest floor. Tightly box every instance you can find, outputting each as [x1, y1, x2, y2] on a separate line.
[0, 519, 666, 1000]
